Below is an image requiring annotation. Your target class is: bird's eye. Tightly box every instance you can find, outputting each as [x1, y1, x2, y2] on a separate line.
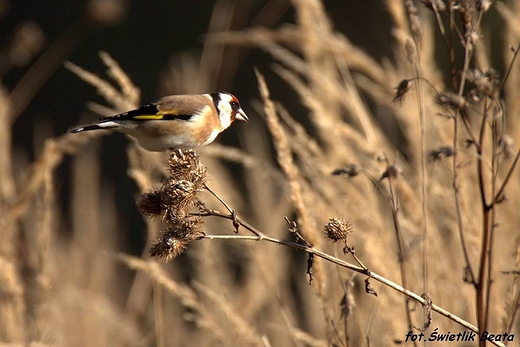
[230, 101, 240, 111]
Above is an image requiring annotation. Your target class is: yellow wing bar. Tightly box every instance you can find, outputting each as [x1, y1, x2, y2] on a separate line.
[132, 114, 166, 120]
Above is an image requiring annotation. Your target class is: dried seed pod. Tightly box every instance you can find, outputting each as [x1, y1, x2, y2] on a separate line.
[332, 164, 360, 177]
[324, 218, 353, 244]
[427, 146, 456, 161]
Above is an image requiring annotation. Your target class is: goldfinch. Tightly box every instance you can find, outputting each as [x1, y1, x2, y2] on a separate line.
[71, 92, 248, 151]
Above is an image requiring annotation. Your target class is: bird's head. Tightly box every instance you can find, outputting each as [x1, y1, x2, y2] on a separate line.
[211, 92, 248, 129]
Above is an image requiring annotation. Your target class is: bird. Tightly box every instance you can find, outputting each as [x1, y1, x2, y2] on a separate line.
[70, 92, 248, 151]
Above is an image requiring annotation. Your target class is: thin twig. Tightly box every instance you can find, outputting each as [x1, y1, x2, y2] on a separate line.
[203, 183, 234, 214]
[197, 211, 503, 343]
[193, 210, 504, 346]
[490, 150, 520, 206]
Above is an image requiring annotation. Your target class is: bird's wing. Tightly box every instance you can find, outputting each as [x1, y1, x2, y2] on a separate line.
[99, 102, 194, 122]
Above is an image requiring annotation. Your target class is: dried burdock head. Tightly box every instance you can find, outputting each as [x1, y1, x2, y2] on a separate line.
[380, 164, 402, 181]
[427, 146, 456, 161]
[138, 150, 208, 222]
[137, 190, 167, 219]
[393, 79, 411, 103]
[141, 150, 209, 263]
[149, 216, 205, 262]
[331, 164, 360, 177]
[498, 135, 515, 159]
[168, 150, 208, 185]
[149, 230, 189, 262]
[161, 179, 199, 216]
[324, 218, 353, 244]
[434, 92, 467, 110]
[137, 179, 200, 222]
[421, 0, 447, 12]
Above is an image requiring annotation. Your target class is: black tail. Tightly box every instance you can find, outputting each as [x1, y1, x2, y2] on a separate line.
[70, 122, 117, 133]
[70, 124, 102, 133]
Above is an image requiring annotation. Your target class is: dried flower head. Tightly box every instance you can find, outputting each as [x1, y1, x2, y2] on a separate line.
[137, 150, 208, 223]
[332, 164, 360, 177]
[161, 179, 199, 216]
[466, 68, 500, 97]
[137, 191, 167, 219]
[434, 92, 467, 110]
[138, 150, 210, 262]
[380, 164, 402, 181]
[168, 149, 207, 186]
[427, 146, 456, 161]
[149, 230, 189, 262]
[393, 79, 411, 103]
[149, 216, 204, 262]
[325, 218, 353, 244]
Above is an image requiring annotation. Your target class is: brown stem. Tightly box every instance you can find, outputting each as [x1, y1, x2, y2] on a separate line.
[387, 176, 416, 334]
[505, 285, 520, 341]
[491, 150, 520, 206]
[196, 211, 509, 346]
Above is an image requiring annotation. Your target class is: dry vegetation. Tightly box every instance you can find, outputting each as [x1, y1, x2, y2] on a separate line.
[1, 0, 520, 346]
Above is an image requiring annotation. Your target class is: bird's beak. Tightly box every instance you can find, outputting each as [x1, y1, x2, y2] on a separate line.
[236, 109, 249, 122]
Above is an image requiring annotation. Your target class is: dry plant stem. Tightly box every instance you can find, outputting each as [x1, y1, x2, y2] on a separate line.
[153, 283, 165, 347]
[476, 94, 491, 339]
[348, 251, 367, 271]
[8, 133, 98, 223]
[447, 1, 458, 90]
[118, 255, 227, 344]
[203, 182, 263, 239]
[506, 287, 520, 339]
[498, 44, 520, 93]
[441, 0, 479, 289]
[451, 114, 476, 284]
[385, 174, 415, 334]
[358, 169, 415, 332]
[203, 183, 234, 215]
[197, 210, 506, 346]
[409, 23, 430, 334]
[491, 150, 520, 205]
[484, 98, 500, 339]
[448, 6, 490, 338]
[255, 68, 333, 337]
[451, 120, 476, 285]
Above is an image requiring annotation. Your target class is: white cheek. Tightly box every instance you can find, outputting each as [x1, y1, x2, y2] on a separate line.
[218, 104, 233, 129]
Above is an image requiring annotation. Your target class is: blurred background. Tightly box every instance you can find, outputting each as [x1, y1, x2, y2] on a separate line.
[2, 0, 394, 251]
[1, 0, 519, 346]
